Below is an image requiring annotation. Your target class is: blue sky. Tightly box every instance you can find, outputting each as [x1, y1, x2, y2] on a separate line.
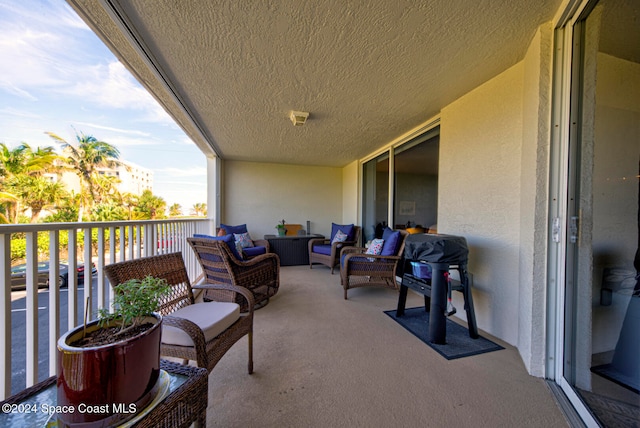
[0, 0, 207, 212]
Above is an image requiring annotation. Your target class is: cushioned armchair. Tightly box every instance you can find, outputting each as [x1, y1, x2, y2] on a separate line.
[308, 223, 361, 274]
[188, 236, 280, 309]
[103, 252, 254, 374]
[340, 228, 409, 299]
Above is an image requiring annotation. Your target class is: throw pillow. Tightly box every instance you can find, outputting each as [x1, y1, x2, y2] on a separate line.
[331, 229, 348, 244]
[330, 223, 354, 242]
[220, 223, 248, 235]
[381, 228, 402, 256]
[366, 238, 384, 261]
[234, 232, 255, 248]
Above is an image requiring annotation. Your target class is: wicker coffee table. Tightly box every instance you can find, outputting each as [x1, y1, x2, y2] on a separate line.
[0, 360, 208, 428]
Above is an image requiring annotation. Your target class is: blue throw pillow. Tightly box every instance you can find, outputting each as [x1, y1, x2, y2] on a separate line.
[193, 233, 244, 260]
[220, 223, 248, 235]
[330, 223, 354, 242]
[380, 228, 401, 256]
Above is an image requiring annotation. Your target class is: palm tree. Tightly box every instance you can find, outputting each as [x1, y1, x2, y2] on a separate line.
[8, 176, 68, 222]
[191, 202, 207, 217]
[0, 142, 60, 177]
[0, 142, 61, 223]
[46, 131, 122, 220]
[169, 203, 182, 217]
[92, 173, 122, 205]
[92, 202, 127, 221]
[0, 191, 17, 224]
[134, 190, 166, 219]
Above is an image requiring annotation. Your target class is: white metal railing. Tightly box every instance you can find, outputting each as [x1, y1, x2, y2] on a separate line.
[0, 218, 212, 399]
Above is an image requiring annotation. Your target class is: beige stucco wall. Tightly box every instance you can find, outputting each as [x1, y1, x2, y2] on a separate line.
[517, 24, 552, 377]
[342, 160, 359, 226]
[439, 62, 526, 346]
[222, 160, 343, 239]
[437, 25, 552, 375]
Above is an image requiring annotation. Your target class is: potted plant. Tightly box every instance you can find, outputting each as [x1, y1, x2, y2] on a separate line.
[276, 219, 287, 236]
[57, 275, 171, 427]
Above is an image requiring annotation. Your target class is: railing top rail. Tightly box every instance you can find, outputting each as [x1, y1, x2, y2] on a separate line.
[0, 218, 211, 234]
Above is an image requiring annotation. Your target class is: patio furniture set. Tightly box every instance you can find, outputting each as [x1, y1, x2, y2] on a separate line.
[1, 222, 476, 425]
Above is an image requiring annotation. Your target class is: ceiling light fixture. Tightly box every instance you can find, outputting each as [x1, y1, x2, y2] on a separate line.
[290, 110, 309, 126]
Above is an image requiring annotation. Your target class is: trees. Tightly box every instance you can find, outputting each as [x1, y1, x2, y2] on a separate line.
[1, 136, 178, 223]
[191, 202, 207, 217]
[0, 142, 62, 223]
[8, 176, 68, 222]
[46, 132, 122, 220]
[134, 190, 166, 220]
[169, 203, 182, 217]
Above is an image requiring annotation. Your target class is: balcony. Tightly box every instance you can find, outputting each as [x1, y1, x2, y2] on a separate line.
[0, 220, 571, 426]
[0, 218, 210, 398]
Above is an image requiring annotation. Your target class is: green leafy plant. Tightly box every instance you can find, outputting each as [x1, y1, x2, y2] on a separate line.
[275, 219, 286, 230]
[98, 275, 171, 336]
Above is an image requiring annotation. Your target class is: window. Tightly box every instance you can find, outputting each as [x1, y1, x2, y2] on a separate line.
[361, 125, 440, 242]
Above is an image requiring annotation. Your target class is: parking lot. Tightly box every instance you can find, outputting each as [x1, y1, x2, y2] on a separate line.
[9, 273, 100, 396]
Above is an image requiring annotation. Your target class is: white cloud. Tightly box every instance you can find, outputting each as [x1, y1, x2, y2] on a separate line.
[0, 2, 175, 126]
[67, 62, 158, 111]
[0, 107, 41, 119]
[75, 122, 151, 137]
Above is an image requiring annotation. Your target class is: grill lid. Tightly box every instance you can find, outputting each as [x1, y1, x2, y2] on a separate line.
[403, 234, 468, 264]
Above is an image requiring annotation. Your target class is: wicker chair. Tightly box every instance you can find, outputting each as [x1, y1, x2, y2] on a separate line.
[187, 236, 280, 309]
[340, 229, 409, 299]
[103, 252, 254, 374]
[308, 225, 361, 274]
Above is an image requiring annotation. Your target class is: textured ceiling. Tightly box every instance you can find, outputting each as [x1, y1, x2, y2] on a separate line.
[68, 0, 561, 167]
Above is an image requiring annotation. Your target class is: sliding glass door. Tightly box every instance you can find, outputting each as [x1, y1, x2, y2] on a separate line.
[362, 153, 389, 244]
[361, 126, 440, 243]
[393, 128, 439, 233]
[556, 0, 639, 424]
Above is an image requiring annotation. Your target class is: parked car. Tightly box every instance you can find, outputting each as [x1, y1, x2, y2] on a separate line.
[10, 261, 97, 291]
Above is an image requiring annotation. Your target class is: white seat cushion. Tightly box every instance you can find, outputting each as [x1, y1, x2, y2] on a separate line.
[162, 302, 240, 347]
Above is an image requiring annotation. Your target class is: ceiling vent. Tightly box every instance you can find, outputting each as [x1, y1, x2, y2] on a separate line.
[290, 110, 309, 126]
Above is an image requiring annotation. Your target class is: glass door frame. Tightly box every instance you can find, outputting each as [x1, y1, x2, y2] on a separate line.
[547, 0, 601, 425]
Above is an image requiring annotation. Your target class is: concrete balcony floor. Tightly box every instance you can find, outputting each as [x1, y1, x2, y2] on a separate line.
[202, 265, 568, 427]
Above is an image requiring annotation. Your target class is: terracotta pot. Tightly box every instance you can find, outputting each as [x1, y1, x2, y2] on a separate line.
[56, 313, 162, 427]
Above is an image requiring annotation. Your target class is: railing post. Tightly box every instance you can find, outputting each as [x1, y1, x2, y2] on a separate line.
[128, 225, 134, 260]
[25, 231, 38, 387]
[48, 231, 60, 376]
[68, 229, 78, 329]
[0, 233, 11, 399]
[109, 226, 117, 305]
[83, 227, 93, 321]
[97, 228, 106, 311]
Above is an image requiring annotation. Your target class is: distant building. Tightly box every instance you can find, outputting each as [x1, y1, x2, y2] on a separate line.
[95, 161, 153, 195]
[47, 160, 153, 197]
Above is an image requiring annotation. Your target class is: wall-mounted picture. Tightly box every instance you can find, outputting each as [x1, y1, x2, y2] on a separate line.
[399, 201, 415, 216]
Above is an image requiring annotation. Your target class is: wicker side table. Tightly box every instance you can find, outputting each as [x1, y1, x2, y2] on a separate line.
[0, 360, 208, 428]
